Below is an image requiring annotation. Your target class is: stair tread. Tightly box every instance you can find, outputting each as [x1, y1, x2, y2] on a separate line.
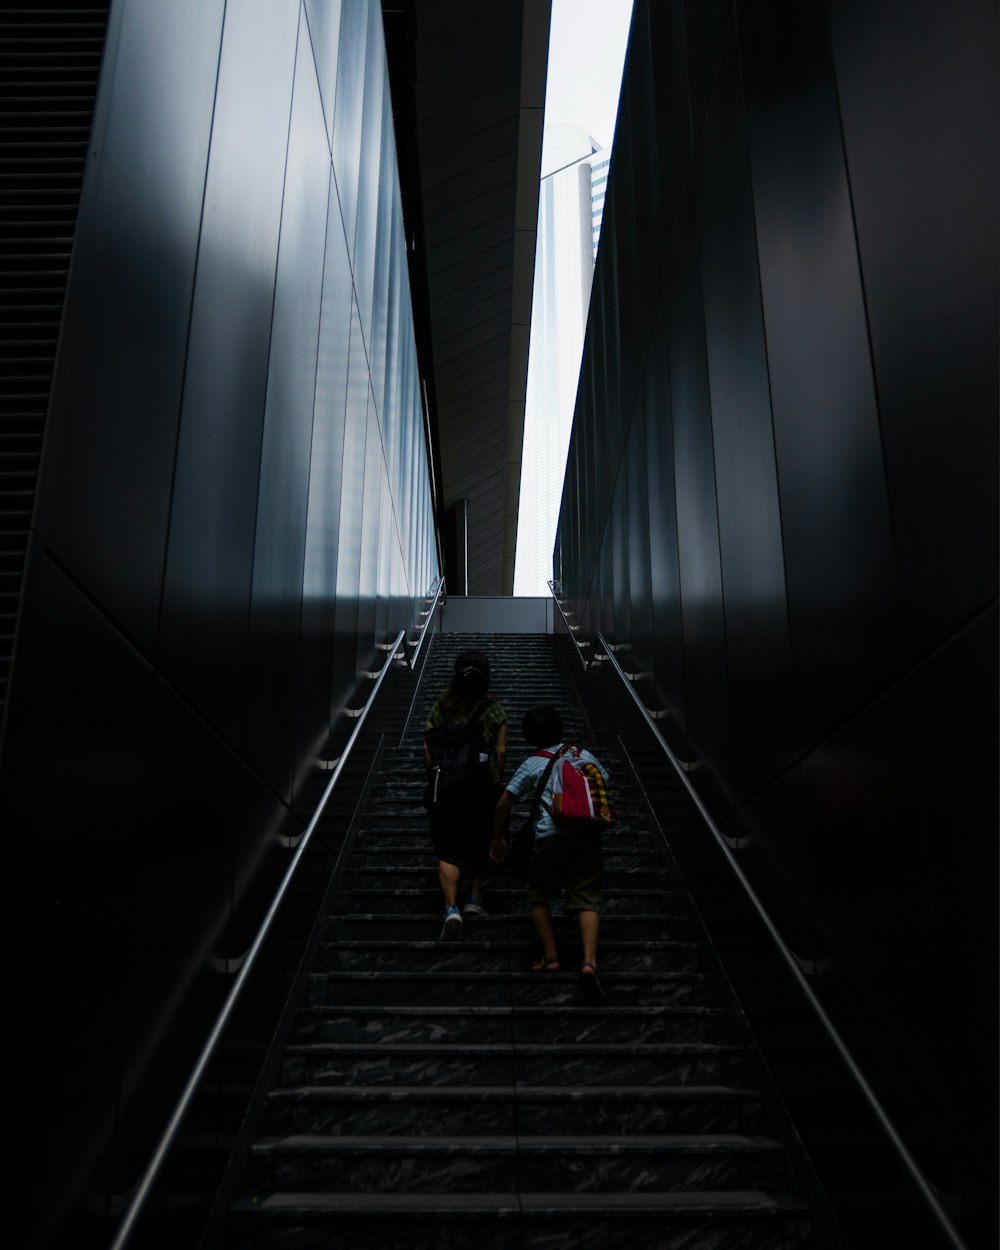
[328, 939, 699, 949]
[339, 912, 688, 921]
[253, 1132, 784, 1152]
[302, 1004, 718, 1015]
[237, 1189, 810, 1215]
[318, 970, 705, 981]
[268, 1084, 761, 1100]
[338, 887, 679, 895]
[284, 1041, 740, 1054]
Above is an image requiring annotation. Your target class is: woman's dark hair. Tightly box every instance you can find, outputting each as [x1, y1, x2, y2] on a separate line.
[522, 705, 563, 748]
[439, 649, 494, 714]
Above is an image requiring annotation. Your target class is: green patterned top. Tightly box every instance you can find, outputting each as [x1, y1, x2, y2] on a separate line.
[426, 699, 508, 783]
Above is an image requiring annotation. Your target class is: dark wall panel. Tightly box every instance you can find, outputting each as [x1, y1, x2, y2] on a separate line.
[738, 0, 903, 751]
[553, 0, 996, 1240]
[158, 0, 299, 742]
[802, 684, 952, 1180]
[642, 308, 686, 760]
[36, 0, 225, 652]
[610, 464, 631, 650]
[4, 548, 152, 1246]
[603, 124, 640, 416]
[245, 19, 331, 801]
[696, 25, 796, 804]
[618, 13, 662, 336]
[645, 0, 692, 241]
[666, 204, 729, 807]
[826, 0, 999, 659]
[720, 765, 815, 964]
[682, 0, 732, 141]
[910, 605, 998, 1194]
[116, 675, 243, 1199]
[623, 406, 656, 716]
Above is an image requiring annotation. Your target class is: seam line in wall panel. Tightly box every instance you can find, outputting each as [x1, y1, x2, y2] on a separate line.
[731, 1, 802, 765]
[301, 0, 336, 160]
[36, 539, 299, 820]
[820, 0, 911, 664]
[690, 5, 736, 799]
[238, 8, 302, 767]
[568, 0, 726, 624]
[153, 0, 228, 666]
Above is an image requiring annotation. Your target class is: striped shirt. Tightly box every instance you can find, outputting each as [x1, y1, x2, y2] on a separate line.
[505, 743, 609, 839]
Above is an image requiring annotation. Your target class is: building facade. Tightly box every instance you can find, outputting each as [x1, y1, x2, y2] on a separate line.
[555, 0, 997, 1244]
[2, 2, 439, 1243]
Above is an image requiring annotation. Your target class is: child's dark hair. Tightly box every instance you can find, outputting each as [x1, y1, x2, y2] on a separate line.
[522, 705, 563, 748]
[439, 649, 494, 714]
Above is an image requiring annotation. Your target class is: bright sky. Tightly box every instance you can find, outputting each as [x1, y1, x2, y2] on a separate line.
[513, 0, 634, 596]
[541, 0, 635, 176]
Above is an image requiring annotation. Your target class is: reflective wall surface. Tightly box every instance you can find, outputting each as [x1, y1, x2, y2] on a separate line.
[555, 1, 997, 1246]
[1, 1, 439, 1244]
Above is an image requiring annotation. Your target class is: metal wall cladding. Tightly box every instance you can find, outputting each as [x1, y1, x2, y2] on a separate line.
[35, 0, 227, 654]
[3, 0, 439, 1243]
[553, 0, 997, 1240]
[826, 0, 998, 662]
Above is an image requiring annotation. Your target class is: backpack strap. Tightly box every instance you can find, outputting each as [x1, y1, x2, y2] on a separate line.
[538, 744, 589, 819]
[528, 753, 560, 823]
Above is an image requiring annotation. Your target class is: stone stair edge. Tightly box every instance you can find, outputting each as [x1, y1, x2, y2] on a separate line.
[235, 1188, 810, 1215]
[251, 1132, 784, 1153]
[266, 1083, 763, 1100]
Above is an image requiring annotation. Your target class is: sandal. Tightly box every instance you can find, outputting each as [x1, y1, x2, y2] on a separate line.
[531, 955, 561, 972]
[579, 962, 606, 1006]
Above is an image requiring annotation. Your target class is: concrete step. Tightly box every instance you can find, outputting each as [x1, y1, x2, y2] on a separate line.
[262, 1083, 766, 1139]
[294, 1002, 728, 1045]
[279, 1041, 747, 1089]
[228, 1188, 812, 1250]
[327, 912, 697, 941]
[303, 969, 716, 1009]
[318, 937, 706, 974]
[248, 1132, 789, 1194]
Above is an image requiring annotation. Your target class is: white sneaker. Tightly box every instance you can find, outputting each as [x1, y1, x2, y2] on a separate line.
[462, 896, 487, 918]
[440, 905, 463, 941]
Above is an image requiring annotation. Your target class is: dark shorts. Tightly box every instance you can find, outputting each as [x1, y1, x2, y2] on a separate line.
[527, 834, 603, 913]
[430, 784, 499, 872]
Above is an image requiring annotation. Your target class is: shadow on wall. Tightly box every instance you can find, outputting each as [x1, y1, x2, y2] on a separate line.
[2, 1, 439, 1246]
[553, 0, 997, 1246]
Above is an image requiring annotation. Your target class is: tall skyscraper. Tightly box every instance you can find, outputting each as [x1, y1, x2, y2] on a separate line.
[514, 125, 610, 596]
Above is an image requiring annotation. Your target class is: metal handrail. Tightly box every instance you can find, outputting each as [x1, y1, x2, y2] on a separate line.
[110, 628, 407, 1250]
[546, 580, 590, 670]
[592, 629, 968, 1250]
[408, 575, 445, 670]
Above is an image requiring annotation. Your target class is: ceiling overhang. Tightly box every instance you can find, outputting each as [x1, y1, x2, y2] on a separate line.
[382, 0, 550, 594]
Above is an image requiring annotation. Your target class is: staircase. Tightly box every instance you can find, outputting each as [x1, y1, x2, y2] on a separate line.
[229, 632, 817, 1248]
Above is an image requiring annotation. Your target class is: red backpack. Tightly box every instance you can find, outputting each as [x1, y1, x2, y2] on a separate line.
[540, 746, 615, 833]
